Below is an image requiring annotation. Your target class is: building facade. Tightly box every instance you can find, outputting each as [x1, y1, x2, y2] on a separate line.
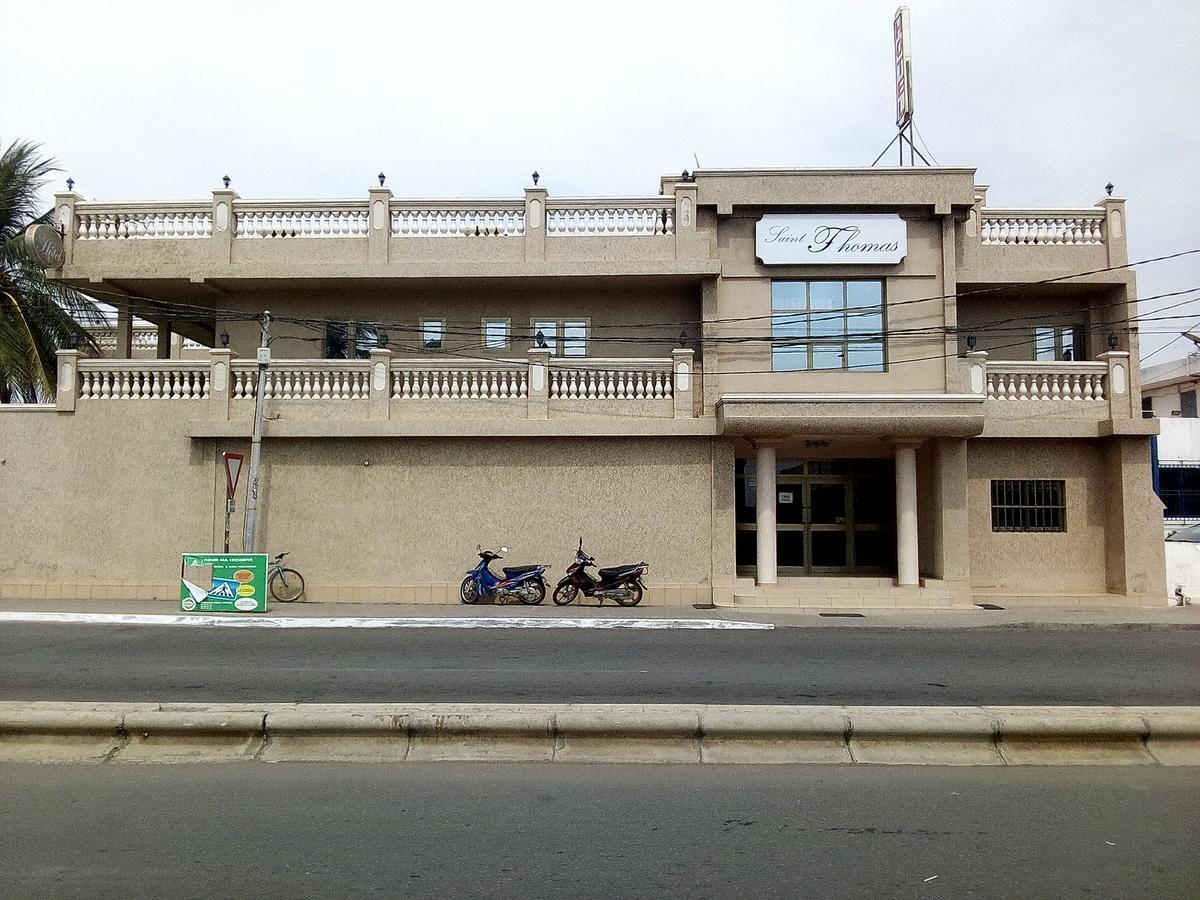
[0, 168, 1165, 607]
[1142, 353, 1200, 527]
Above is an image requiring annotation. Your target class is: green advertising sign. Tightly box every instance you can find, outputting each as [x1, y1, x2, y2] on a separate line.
[180, 553, 268, 613]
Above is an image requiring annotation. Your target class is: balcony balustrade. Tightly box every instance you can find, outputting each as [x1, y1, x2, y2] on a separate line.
[55, 350, 697, 424]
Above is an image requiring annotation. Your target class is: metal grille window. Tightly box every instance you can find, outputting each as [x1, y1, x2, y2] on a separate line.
[990, 480, 1066, 532]
[1157, 466, 1200, 519]
[771, 280, 885, 372]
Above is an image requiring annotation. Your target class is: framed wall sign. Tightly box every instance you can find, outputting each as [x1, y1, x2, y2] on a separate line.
[756, 214, 908, 265]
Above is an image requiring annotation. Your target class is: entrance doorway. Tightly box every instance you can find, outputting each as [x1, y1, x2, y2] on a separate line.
[735, 459, 897, 576]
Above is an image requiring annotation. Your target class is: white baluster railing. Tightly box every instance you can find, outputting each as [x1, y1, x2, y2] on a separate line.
[390, 362, 528, 400]
[549, 359, 674, 400]
[390, 203, 526, 237]
[234, 202, 369, 238]
[985, 362, 1108, 401]
[980, 210, 1105, 246]
[77, 361, 210, 400]
[231, 362, 371, 400]
[75, 203, 213, 240]
[546, 200, 675, 236]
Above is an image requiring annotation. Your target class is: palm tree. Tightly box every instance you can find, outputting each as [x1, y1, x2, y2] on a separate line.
[0, 139, 103, 403]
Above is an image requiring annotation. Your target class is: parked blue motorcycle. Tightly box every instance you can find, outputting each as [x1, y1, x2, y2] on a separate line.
[460, 545, 549, 605]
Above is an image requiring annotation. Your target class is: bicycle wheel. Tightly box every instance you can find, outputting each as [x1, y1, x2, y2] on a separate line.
[269, 567, 305, 602]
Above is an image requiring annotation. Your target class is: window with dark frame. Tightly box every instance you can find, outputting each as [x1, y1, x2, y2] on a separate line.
[990, 479, 1066, 532]
[770, 280, 886, 372]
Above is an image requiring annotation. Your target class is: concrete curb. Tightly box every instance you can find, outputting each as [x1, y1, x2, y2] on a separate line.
[0, 702, 1197, 766]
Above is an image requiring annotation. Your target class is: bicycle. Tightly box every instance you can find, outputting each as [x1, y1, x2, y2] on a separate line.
[269, 551, 305, 602]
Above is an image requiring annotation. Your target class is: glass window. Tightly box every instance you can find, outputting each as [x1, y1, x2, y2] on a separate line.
[354, 324, 381, 359]
[422, 319, 444, 350]
[1034, 324, 1084, 361]
[771, 281, 807, 310]
[531, 319, 589, 357]
[483, 319, 509, 350]
[771, 281, 885, 372]
[563, 321, 588, 357]
[533, 321, 557, 354]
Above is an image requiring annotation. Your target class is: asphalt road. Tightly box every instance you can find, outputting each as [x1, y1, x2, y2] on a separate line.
[1, 623, 1197, 705]
[1, 763, 1196, 898]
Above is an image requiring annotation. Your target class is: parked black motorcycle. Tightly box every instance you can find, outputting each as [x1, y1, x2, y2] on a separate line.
[553, 539, 648, 606]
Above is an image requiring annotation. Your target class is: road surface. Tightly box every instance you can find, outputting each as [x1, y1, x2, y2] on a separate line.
[1, 622, 1196, 705]
[0, 763, 1195, 898]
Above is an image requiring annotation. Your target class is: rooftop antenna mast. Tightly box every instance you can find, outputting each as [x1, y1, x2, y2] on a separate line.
[871, 6, 931, 167]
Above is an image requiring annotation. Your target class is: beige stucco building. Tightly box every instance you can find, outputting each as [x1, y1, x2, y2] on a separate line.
[0, 167, 1165, 607]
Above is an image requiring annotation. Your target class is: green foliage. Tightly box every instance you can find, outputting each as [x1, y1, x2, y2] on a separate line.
[0, 139, 103, 402]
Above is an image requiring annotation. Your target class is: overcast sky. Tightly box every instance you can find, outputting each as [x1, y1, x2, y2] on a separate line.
[3, 1, 1198, 361]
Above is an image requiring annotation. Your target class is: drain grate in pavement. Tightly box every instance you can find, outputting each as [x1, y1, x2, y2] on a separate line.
[819, 612, 865, 618]
[975, 603, 1005, 610]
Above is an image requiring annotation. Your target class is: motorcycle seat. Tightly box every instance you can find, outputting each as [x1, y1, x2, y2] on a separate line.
[502, 564, 541, 576]
[598, 564, 642, 580]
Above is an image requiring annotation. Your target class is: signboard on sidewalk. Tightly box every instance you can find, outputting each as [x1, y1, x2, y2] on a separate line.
[180, 553, 267, 613]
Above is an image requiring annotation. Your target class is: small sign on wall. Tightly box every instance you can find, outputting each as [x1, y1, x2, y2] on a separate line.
[778, 492, 794, 504]
[756, 214, 907, 265]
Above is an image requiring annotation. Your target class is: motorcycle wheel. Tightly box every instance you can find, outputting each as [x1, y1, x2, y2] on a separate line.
[520, 579, 547, 605]
[460, 576, 480, 605]
[553, 583, 579, 606]
[615, 581, 644, 607]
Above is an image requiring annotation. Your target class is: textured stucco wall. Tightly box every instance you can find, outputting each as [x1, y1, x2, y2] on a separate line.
[0, 407, 715, 603]
[967, 439, 1109, 594]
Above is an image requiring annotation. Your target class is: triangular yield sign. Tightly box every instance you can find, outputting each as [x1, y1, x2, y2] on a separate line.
[223, 452, 244, 498]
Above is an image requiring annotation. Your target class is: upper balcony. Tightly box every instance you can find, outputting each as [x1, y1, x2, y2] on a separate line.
[957, 185, 1129, 283]
[51, 183, 717, 288]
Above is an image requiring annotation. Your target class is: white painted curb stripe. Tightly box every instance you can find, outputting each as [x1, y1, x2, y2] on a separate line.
[0, 611, 773, 631]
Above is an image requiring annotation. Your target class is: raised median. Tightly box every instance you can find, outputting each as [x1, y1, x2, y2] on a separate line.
[1, 702, 1197, 766]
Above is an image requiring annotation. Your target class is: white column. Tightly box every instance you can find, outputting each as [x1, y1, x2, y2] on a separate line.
[895, 442, 920, 587]
[754, 441, 778, 585]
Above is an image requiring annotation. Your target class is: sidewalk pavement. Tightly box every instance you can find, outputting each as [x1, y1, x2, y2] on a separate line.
[1, 597, 1198, 628]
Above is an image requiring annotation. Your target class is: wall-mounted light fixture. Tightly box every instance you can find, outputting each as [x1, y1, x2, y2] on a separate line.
[66, 177, 75, 191]
[531, 171, 540, 186]
[535, 329, 546, 348]
[967, 333, 977, 351]
[219, 330, 229, 348]
[1105, 182, 1114, 197]
[222, 175, 231, 189]
[1108, 332, 1119, 351]
[378, 172, 386, 186]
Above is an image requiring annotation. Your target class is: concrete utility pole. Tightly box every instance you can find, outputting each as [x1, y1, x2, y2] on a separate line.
[242, 310, 271, 553]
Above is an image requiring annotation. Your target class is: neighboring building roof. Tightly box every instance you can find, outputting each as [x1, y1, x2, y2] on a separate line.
[1141, 352, 1200, 395]
[1166, 523, 1200, 542]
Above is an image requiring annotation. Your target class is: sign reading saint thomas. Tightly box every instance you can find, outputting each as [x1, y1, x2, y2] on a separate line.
[756, 214, 907, 265]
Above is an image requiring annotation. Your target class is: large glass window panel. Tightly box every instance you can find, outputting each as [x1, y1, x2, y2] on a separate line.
[810, 531, 848, 568]
[772, 346, 809, 371]
[846, 311, 883, 339]
[809, 483, 847, 524]
[1034, 326, 1057, 361]
[809, 281, 844, 309]
[809, 310, 845, 338]
[562, 321, 588, 357]
[776, 489, 806, 524]
[847, 343, 885, 371]
[735, 530, 757, 567]
[846, 281, 883, 308]
[533, 321, 557, 354]
[483, 320, 508, 349]
[771, 281, 807, 310]
[422, 320, 444, 350]
[776, 530, 806, 568]
[771, 314, 808, 338]
[811, 345, 843, 369]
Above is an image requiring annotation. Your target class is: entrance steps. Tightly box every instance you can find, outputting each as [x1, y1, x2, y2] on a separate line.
[726, 576, 961, 609]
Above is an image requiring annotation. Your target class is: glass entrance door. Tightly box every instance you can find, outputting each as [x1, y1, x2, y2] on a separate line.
[735, 459, 895, 577]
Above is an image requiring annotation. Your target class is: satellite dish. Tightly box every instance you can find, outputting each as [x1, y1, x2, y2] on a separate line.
[24, 223, 65, 268]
